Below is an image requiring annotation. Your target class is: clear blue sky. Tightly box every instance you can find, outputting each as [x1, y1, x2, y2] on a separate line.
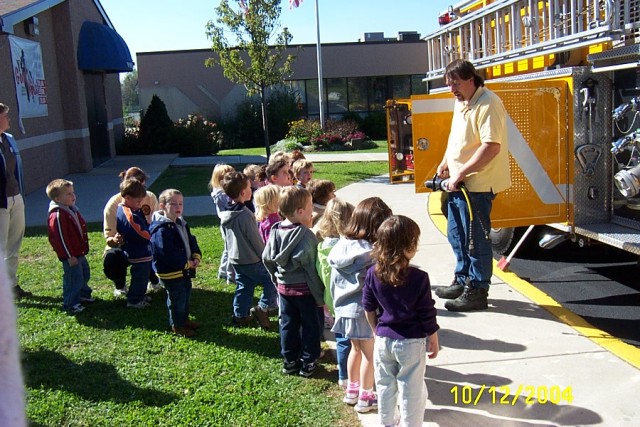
[101, 0, 454, 63]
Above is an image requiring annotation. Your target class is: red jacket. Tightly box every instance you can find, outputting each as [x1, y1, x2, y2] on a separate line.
[48, 202, 89, 260]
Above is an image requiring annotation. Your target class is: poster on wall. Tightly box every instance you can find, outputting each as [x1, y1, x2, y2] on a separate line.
[9, 35, 48, 132]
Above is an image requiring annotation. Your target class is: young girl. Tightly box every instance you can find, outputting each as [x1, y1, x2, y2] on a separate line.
[327, 197, 392, 413]
[315, 198, 355, 388]
[254, 185, 281, 243]
[363, 215, 439, 427]
[209, 164, 235, 283]
[150, 189, 202, 337]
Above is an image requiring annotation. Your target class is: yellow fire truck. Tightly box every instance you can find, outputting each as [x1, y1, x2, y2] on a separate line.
[387, 0, 640, 255]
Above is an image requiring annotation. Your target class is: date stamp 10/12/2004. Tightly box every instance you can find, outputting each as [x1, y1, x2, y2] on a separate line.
[450, 385, 574, 406]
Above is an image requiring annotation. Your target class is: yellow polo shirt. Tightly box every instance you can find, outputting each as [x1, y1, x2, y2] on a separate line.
[445, 86, 511, 193]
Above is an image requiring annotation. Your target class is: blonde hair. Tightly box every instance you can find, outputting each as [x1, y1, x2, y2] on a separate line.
[254, 185, 281, 222]
[315, 198, 354, 239]
[208, 163, 235, 190]
[279, 186, 311, 219]
[46, 179, 73, 200]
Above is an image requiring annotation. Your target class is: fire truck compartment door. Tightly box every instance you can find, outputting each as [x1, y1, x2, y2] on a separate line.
[411, 80, 570, 228]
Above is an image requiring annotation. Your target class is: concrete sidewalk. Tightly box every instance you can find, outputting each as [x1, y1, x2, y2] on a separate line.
[335, 178, 639, 427]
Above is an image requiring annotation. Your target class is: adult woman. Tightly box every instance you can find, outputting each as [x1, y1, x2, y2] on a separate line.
[103, 167, 159, 296]
[0, 103, 29, 299]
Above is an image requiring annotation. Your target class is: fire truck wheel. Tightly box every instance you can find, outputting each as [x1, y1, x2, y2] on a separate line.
[490, 227, 517, 255]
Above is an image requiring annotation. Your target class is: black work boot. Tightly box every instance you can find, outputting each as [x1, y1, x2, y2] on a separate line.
[444, 286, 489, 312]
[435, 278, 465, 299]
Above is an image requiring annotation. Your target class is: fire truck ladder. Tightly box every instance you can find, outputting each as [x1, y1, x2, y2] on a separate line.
[425, 0, 639, 81]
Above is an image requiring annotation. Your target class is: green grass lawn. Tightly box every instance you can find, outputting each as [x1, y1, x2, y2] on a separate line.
[149, 161, 390, 197]
[218, 139, 389, 156]
[17, 216, 360, 426]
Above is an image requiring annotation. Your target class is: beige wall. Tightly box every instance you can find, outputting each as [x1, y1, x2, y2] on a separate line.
[137, 40, 428, 121]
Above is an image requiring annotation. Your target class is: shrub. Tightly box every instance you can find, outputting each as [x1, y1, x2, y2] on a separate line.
[286, 119, 322, 145]
[173, 114, 223, 156]
[270, 138, 304, 153]
[138, 94, 175, 153]
[362, 111, 387, 139]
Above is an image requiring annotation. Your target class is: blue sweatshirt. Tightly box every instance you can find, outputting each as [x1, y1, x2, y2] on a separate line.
[116, 204, 152, 263]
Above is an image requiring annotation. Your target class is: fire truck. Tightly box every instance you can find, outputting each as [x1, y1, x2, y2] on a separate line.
[386, 0, 640, 255]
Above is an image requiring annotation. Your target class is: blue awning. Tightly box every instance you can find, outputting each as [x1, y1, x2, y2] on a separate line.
[77, 21, 134, 73]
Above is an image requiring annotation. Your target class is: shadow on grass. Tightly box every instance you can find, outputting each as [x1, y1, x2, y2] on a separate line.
[23, 349, 178, 406]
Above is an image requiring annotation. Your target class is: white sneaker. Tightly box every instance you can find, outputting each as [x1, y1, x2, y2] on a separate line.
[127, 300, 150, 309]
[68, 303, 85, 314]
[113, 287, 127, 298]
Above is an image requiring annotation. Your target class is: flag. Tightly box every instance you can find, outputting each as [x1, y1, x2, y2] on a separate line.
[289, 0, 303, 9]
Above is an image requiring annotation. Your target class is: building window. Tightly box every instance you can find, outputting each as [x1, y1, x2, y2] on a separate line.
[391, 76, 411, 99]
[326, 78, 348, 114]
[368, 77, 388, 111]
[411, 75, 428, 95]
[306, 79, 320, 116]
[348, 77, 367, 112]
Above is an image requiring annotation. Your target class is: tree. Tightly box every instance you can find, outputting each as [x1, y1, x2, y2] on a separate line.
[139, 94, 174, 153]
[205, 0, 296, 158]
[121, 69, 139, 114]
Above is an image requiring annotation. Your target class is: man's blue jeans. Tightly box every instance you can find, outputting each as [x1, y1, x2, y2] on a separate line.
[279, 294, 321, 364]
[232, 262, 277, 317]
[162, 276, 192, 328]
[447, 191, 495, 289]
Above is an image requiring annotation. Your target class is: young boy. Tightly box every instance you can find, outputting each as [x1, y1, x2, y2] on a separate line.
[262, 186, 324, 377]
[46, 179, 93, 314]
[219, 171, 277, 328]
[308, 179, 336, 226]
[292, 159, 314, 188]
[265, 157, 292, 186]
[150, 189, 202, 337]
[116, 178, 153, 309]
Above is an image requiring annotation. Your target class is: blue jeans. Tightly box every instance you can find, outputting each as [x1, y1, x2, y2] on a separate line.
[280, 294, 321, 364]
[232, 262, 277, 317]
[374, 336, 427, 427]
[162, 276, 192, 328]
[447, 191, 495, 289]
[335, 332, 352, 381]
[61, 256, 92, 310]
[128, 261, 151, 304]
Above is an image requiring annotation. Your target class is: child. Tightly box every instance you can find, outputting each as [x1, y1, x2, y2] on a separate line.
[262, 186, 324, 377]
[244, 164, 268, 190]
[327, 197, 392, 413]
[46, 179, 93, 314]
[363, 215, 440, 427]
[219, 171, 277, 329]
[254, 185, 281, 243]
[315, 197, 355, 387]
[292, 159, 314, 188]
[209, 163, 235, 283]
[308, 179, 336, 226]
[150, 189, 202, 338]
[266, 157, 292, 186]
[116, 178, 153, 309]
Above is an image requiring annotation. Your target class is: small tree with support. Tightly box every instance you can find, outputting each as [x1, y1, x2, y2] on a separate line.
[206, 0, 296, 159]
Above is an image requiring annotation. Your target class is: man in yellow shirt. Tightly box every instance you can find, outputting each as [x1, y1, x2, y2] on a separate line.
[434, 60, 511, 312]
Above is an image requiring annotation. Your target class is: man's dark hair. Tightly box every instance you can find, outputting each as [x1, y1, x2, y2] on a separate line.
[444, 59, 484, 88]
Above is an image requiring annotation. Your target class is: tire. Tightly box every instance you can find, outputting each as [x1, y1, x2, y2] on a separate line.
[490, 227, 517, 256]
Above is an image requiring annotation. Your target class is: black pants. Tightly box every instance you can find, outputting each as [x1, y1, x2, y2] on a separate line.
[103, 247, 158, 289]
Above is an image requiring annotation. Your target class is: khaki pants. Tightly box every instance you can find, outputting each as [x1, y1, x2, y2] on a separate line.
[0, 194, 25, 286]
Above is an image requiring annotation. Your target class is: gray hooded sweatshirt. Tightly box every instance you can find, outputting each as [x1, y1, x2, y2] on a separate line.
[219, 202, 264, 265]
[327, 238, 374, 319]
[262, 222, 324, 305]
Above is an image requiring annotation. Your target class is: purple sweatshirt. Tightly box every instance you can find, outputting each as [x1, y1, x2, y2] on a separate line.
[362, 265, 439, 339]
[259, 212, 281, 243]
